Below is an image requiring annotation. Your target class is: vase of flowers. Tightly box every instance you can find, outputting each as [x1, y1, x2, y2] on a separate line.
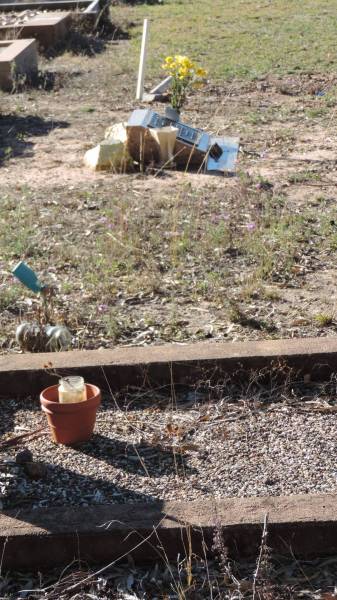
[162, 55, 207, 116]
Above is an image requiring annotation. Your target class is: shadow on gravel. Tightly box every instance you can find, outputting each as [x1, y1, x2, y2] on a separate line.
[1, 431, 196, 510]
[0, 397, 15, 442]
[0, 114, 69, 164]
[3, 459, 158, 510]
[77, 432, 197, 478]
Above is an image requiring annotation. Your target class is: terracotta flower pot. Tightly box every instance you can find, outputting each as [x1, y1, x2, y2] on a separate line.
[40, 383, 101, 445]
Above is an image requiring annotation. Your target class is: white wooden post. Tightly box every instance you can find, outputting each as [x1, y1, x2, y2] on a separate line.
[136, 18, 149, 101]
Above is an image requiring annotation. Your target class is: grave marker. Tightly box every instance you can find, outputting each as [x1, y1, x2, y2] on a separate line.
[127, 109, 239, 173]
[0, 39, 37, 91]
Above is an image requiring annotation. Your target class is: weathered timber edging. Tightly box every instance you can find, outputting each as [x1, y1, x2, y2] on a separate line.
[1, 337, 337, 397]
[1, 494, 337, 570]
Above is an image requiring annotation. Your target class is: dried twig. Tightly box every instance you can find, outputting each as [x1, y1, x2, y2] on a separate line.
[252, 512, 269, 600]
[55, 517, 167, 595]
[0, 426, 47, 449]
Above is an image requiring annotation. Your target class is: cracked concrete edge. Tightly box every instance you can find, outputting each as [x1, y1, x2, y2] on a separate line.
[1, 337, 337, 397]
[1, 495, 337, 569]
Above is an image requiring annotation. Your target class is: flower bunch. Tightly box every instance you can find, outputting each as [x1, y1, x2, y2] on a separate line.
[162, 55, 207, 111]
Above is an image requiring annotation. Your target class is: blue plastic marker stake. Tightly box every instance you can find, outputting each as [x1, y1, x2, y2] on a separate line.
[12, 261, 44, 293]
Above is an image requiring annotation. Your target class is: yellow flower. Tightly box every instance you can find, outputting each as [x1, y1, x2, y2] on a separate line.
[162, 56, 180, 74]
[184, 59, 194, 70]
[162, 53, 206, 108]
[196, 67, 207, 78]
[178, 66, 189, 78]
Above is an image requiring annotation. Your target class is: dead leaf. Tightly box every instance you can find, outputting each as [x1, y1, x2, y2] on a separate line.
[178, 443, 199, 453]
[166, 423, 174, 434]
[165, 423, 185, 437]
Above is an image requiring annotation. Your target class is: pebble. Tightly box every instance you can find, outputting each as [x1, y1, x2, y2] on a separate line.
[23, 461, 47, 480]
[0, 10, 40, 27]
[15, 448, 33, 465]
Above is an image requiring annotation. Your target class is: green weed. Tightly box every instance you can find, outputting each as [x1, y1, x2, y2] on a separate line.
[288, 171, 321, 184]
[306, 106, 328, 119]
[0, 286, 21, 311]
[313, 313, 334, 327]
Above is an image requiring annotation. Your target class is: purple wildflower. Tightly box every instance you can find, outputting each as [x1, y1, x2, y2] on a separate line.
[246, 222, 256, 232]
[98, 216, 114, 229]
[98, 304, 108, 313]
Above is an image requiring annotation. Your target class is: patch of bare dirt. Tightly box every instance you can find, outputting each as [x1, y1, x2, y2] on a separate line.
[1, 47, 337, 352]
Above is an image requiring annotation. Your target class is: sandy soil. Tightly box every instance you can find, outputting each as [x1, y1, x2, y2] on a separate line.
[1, 40, 337, 352]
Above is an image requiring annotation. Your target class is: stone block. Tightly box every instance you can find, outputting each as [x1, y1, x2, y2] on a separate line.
[126, 125, 161, 165]
[148, 126, 178, 165]
[84, 139, 133, 172]
[0, 0, 92, 10]
[0, 39, 38, 91]
[0, 12, 72, 49]
[104, 122, 128, 143]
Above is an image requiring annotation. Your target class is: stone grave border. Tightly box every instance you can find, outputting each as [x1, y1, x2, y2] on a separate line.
[0, 37, 37, 90]
[0, 12, 72, 49]
[0, 0, 96, 11]
[1, 337, 337, 570]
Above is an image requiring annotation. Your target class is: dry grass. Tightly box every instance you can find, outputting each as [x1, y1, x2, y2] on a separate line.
[1, 2, 337, 353]
[1, 537, 337, 598]
[2, 144, 337, 350]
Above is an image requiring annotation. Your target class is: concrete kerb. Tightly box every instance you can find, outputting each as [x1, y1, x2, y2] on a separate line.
[0, 38, 38, 91]
[2, 495, 337, 570]
[0, 0, 93, 10]
[2, 337, 337, 570]
[0, 13, 72, 50]
[2, 337, 337, 398]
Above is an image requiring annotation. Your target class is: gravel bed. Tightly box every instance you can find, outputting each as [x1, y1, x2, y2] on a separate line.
[0, 10, 42, 27]
[0, 8, 82, 27]
[1, 383, 337, 510]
